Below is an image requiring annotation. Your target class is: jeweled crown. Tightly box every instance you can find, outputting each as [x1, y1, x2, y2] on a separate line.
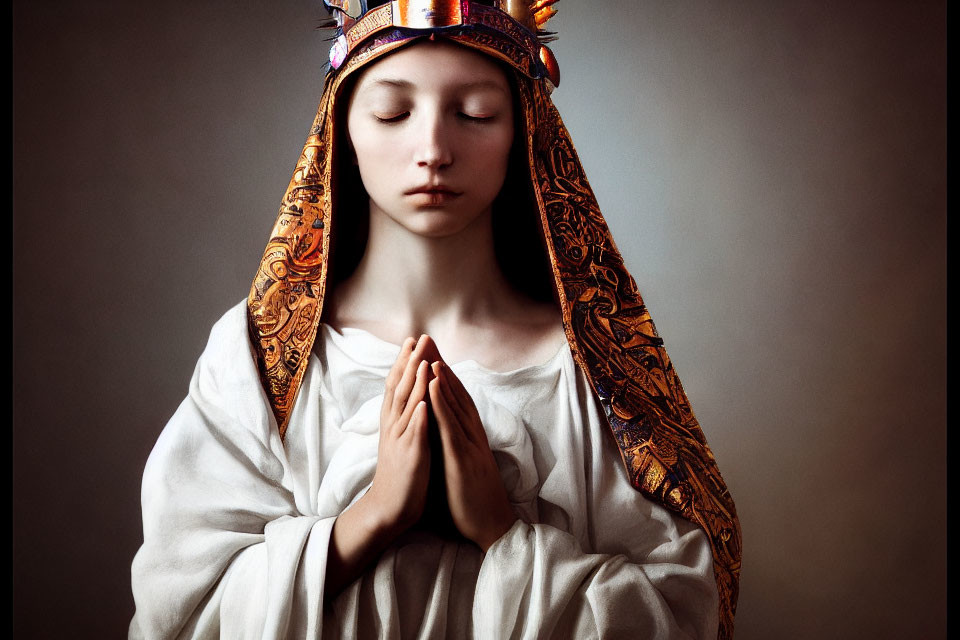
[321, 0, 561, 88]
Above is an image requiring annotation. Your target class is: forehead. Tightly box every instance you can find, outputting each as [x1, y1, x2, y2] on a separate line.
[351, 39, 511, 95]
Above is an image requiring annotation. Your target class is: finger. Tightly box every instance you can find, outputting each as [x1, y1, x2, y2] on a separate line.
[384, 337, 416, 413]
[411, 335, 441, 386]
[440, 363, 477, 414]
[403, 400, 428, 442]
[432, 369, 475, 447]
[388, 337, 416, 385]
[439, 365, 488, 446]
[438, 365, 472, 427]
[429, 376, 466, 449]
[415, 400, 431, 441]
[398, 360, 430, 434]
[393, 337, 428, 417]
[418, 334, 445, 367]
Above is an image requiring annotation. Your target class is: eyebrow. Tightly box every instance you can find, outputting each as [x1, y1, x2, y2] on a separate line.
[367, 79, 413, 89]
[363, 78, 509, 94]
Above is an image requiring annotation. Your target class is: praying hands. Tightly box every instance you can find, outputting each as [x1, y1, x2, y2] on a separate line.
[373, 332, 517, 549]
[323, 334, 518, 602]
[429, 358, 518, 552]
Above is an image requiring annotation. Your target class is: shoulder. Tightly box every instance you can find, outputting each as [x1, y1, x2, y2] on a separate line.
[195, 299, 256, 375]
[185, 299, 266, 414]
[209, 299, 251, 346]
[152, 299, 280, 459]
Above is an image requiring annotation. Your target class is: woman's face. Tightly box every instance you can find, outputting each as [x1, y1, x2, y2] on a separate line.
[345, 39, 515, 239]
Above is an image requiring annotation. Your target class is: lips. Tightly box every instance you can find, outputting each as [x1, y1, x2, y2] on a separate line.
[405, 184, 463, 196]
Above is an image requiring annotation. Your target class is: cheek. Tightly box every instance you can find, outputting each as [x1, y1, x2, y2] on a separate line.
[347, 116, 393, 176]
[470, 128, 514, 180]
[351, 135, 399, 186]
[350, 130, 382, 166]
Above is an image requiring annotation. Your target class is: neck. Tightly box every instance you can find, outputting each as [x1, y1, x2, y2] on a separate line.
[330, 203, 515, 338]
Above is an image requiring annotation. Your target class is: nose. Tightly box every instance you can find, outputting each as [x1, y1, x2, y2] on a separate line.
[414, 111, 453, 170]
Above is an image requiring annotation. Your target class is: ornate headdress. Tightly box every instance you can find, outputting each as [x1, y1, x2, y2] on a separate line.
[246, 2, 741, 637]
[322, 0, 561, 88]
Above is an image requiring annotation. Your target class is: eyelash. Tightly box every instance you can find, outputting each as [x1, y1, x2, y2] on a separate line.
[373, 113, 494, 123]
[459, 113, 495, 122]
[374, 113, 408, 123]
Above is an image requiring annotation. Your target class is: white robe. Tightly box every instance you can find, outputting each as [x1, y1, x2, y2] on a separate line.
[130, 301, 719, 639]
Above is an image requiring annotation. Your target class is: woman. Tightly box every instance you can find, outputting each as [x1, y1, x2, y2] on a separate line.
[130, 1, 740, 638]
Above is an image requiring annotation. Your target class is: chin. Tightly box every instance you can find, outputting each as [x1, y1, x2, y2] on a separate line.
[403, 208, 486, 238]
[407, 219, 472, 239]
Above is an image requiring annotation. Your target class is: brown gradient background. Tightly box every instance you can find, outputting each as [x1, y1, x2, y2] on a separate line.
[13, 1, 945, 638]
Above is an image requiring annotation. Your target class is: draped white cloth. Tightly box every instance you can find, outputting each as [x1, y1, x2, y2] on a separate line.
[130, 301, 719, 639]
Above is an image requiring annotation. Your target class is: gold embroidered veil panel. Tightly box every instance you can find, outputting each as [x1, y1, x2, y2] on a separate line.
[246, 1, 741, 636]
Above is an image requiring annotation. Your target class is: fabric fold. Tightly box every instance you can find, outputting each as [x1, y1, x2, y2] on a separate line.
[130, 307, 335, 639]
[475, 520, 719, 639]
[130, 302, 719, 638]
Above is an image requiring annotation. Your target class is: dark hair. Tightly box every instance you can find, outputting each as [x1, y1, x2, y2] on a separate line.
[489, 67, 557, 304]
[325, 51, 557, 307]
[326, 68, 369, 292]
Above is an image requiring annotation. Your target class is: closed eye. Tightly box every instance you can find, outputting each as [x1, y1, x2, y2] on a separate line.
[374, 113, 409, 123]
[458, 113, 495, 122]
